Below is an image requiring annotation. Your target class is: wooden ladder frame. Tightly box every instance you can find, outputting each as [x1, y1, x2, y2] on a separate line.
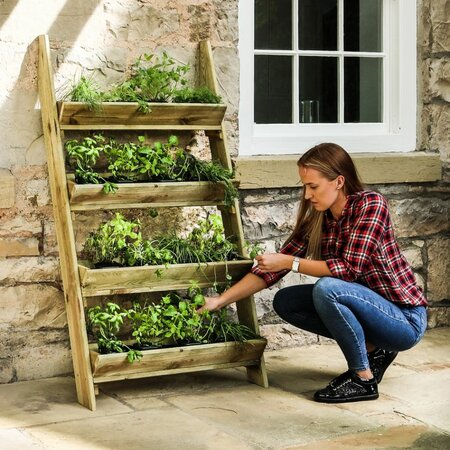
[38, 35, 267, 411]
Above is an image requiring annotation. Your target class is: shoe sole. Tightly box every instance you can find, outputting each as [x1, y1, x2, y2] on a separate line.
[314, 393, 379, 404]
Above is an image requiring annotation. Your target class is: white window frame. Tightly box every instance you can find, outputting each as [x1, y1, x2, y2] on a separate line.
[238, 0, 417, 155]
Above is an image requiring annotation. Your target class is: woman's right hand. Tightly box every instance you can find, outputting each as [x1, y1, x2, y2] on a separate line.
[197, 296, 224, 313]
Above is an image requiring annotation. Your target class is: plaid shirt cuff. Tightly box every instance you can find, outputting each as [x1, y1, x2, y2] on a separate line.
[326, 258, 356, 282]
[251, 265, 289, 288]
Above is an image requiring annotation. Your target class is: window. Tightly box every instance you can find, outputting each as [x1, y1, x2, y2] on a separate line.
[239, 0, 417, 155]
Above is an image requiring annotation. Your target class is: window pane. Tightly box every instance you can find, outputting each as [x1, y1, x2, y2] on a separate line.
[255, 56, 292, 124]
[298, 0, 337, 51]
[344, 58, 382, 123]
[299, 56, 338, 123]
[255, 0, 292, 50]
[344, 0, 382, 52]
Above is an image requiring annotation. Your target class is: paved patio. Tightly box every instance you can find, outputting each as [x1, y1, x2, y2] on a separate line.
[1, 327, 449, 449]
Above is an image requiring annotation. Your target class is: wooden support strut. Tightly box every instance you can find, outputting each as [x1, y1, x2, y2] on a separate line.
[38, 35, 96, 410]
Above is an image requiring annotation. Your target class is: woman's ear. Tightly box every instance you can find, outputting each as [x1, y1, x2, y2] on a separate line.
[336, 175, 345, 190]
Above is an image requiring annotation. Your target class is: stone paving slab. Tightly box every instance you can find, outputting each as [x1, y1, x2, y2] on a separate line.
[0, 377, 131, 429]
[24, 405, 253, 450]
[165, 384, 380, 449]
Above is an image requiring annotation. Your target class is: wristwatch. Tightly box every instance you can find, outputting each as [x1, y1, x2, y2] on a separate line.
[291, 257, 301, 273]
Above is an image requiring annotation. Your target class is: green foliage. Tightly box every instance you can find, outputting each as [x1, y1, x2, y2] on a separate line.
[155, 213, 237, 264]
[87, 302, 142, 362]
[64, 51, 222, 109]
[83, 213, 173, 267]
[87, 284, 259, 362]
[66, 75, 103, 111]
[245, 241, 266, 259]
[64, 134, 237, 204]
[172, 86, 222, 104]
[82, 213, 238, 269]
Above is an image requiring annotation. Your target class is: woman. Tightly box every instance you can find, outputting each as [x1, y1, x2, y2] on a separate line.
[199, 143, 428, 403]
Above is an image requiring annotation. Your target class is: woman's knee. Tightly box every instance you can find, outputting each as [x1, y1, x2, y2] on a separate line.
[273, 288, 289, 317]
[312, 277, 336, 302]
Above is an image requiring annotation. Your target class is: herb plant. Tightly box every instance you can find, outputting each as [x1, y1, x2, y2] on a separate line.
[83, 213, 238, 269]
[64, 134, 237, 205]
[63, 51, 222, 110]
[87, 285, 259, 362]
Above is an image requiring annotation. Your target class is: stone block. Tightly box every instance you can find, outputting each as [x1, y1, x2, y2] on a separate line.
[0, 237, 40, 257]
[430, 1, 450, 54]
[129, 5, 180, 42]
[26, 179, 50, 207]
[188, 4, 212, 41]
[390, 197, 448, 238]
[213, 1, 239, 43]
[13, 342, 73, 382]
[427, 306, 450, 327]
[427, 238, 450, 302]
[0, 358, 14, 384]
[400, 244, 424, 270]
[242, 203, 296, 239]
[426, 59, 450, 103]
[0, 169, 15, 208]
[260, 323, 319, 350]
[0, 285, 66, 330]
[0, 256, 60, 284]
[427, 104, 450, 163]
[0, 216, 42, 236]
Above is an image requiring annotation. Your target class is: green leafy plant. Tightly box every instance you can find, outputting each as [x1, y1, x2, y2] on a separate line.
[172, 86, 222, 104]
[87, 284, 259, 362]
[65, 75, 103, 111]
[64, 51, 223, 110]
[154, 213, 238, 265]
[245, 241, 266, 259]
[64, 134, 237, 205]
[87, 302, 142, 363]
[83, 213, 174, 267]
[83, 213, 238, 271]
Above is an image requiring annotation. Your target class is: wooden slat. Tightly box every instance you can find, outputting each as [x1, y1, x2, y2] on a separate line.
[90, 339, 267, 383]
[68, 180, 226, 210]
[78, 259, 254, 297]
[58, 102, 226, 129]
[38, 35, 96, 411]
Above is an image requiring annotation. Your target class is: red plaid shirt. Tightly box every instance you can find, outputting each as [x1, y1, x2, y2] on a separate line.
[252, 191, 427, 306]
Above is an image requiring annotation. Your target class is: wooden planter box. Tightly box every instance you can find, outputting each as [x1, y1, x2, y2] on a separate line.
[58, 102, 227, 130]
[89, 338, 268, 383]
[78, 259, 254, 297]
[67, 179, 228, 210]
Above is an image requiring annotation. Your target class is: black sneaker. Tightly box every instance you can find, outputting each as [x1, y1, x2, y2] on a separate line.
[314, 371, 378, 403]
[368, 348, 398, 383]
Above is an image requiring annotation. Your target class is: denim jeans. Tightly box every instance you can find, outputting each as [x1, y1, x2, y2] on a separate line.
[273, 277, 427, 372]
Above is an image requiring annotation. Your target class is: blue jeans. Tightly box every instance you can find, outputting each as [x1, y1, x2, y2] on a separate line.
[273, 277, 427, 372]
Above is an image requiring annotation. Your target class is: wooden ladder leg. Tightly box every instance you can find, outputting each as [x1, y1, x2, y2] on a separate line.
[38, 35, 96, 411]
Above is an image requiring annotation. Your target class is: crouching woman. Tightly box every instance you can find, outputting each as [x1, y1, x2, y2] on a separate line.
[199, 143, 427, 403]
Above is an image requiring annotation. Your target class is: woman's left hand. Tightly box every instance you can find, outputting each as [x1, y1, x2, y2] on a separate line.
[254, 253, 293, 272]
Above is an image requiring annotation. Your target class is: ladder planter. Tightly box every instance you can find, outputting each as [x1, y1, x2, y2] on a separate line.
[38, 35, 268, 411]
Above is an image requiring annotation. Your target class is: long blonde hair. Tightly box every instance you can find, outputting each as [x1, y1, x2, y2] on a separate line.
[289, 143, 365, 259]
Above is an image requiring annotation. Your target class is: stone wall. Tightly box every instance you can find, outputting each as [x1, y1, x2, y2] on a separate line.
[0, 0, 448, 382]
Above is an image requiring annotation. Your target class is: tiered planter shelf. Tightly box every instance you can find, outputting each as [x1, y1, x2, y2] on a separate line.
[58, 101, 227, 130]
[90, 339, 267, 383]
[78, 259, 254, 297]
[67, 178, 229, 210]
[38, 35, 268, 411]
